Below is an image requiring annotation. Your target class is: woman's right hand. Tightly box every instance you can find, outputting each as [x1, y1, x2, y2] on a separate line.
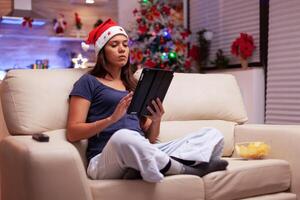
[110, 92, 133, 123]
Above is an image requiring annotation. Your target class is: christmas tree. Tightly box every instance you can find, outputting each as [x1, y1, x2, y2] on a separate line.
[129, 0, 192, 72]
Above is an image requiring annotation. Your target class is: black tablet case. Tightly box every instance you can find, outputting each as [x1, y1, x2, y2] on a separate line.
[127, 68, 174, 116]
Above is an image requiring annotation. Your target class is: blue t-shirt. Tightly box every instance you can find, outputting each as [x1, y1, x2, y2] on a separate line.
[69, 74, 143, 162]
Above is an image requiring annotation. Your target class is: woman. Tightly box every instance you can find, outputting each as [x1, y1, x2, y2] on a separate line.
[67, 19, 228, 183]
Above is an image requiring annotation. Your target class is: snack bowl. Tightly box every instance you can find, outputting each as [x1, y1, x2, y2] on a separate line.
[235, 142, 270, 159]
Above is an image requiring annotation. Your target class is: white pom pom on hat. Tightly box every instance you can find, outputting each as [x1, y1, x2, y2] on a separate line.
[82, 18, 128, 55]
[81, 42, 90, 51]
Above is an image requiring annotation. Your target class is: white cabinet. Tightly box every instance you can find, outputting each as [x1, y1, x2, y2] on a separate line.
[207, 67, 265, 124]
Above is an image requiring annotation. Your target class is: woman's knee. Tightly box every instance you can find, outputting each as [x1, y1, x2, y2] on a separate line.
[108, 129, 142, 149]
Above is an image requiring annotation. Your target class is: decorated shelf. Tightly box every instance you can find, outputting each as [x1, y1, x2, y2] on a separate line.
[0, 33, 85, 41]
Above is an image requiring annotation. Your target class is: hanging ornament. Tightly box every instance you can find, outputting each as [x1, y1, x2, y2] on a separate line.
[22, 17, 34, 28]
[138, 24, 148, 34]
[162, 5, 171, 15]
[168, 51, 177, 62]
[161, 52, 168, 62]
[72, 54, 88, 68]
[133, 8, 138, 16]
[141, 0, 150, 5]
[163, 29, 171, 40]
[136, 17, 142, 24]
[144, 59, 157, 68]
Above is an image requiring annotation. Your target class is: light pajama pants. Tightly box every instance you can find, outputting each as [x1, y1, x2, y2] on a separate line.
[87, 127, 224, 183]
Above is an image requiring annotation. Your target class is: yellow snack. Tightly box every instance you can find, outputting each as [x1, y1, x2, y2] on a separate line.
[235, 142, 270, 159]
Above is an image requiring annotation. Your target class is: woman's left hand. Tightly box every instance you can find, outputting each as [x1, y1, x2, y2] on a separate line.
[146, 98, 165, 122]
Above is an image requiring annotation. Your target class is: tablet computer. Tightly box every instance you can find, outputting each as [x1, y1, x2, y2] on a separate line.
[127, 68, 174, 117]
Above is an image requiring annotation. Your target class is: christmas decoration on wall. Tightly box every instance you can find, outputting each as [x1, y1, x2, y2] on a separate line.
[74, 12, 82, 30]
[53, 14, 67, 35]
[129, 0, 192, 72]
[70, 12, 87, 38]
[33, 59, 49, 69]
[22, 17, 34, 28]
[72, 53, 88, 68]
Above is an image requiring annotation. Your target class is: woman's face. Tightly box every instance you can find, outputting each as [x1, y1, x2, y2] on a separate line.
[104, 34, 129, 68]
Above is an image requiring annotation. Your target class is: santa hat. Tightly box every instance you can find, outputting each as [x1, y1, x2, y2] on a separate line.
[81, 18, 128, 55]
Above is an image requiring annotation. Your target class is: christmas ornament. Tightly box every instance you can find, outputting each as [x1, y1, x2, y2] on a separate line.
[72, 54, 88, 68]
[74, 12, 82, 30]
[22, 17, 33, 28]
[53, 14, 67, 35]
[161, 52, 168, 61]
[168, 52, 177, 62]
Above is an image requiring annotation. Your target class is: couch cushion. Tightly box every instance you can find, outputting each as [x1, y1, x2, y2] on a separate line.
[161, 72, 248, 123]
[88, 175, 204, 200]
[160, 120, 236, 157]
[0, 69, 88, 135]
[241, 192, 297, 200]
[203, 158, 291, 200]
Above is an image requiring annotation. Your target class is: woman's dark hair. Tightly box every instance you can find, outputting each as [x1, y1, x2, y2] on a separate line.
[89, 48, 137, 91]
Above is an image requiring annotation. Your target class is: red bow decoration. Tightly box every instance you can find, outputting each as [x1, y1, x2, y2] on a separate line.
[22, 17, 34, 28]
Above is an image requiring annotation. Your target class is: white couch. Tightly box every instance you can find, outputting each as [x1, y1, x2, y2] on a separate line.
[0, 68, 299, 200]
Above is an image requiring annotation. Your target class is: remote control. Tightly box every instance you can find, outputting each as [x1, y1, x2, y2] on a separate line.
[32, 133, 50, 142]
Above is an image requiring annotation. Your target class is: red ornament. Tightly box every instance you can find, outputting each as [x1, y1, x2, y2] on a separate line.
[136, 17, 142, 24]
[150, 5, 160, 18]
[22, 17, 33, 28]
[133, 8, 138, 16]
[138, 24, 148, 34]
[162, 6, 171, 15]
[180, 31, 190, 39]
[144, 59, 157, 68]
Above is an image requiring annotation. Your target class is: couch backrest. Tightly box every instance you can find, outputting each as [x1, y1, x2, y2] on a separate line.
[162, 72, 248, 123]
[1, 69, 247, 136]
[1, 69, 88, 135]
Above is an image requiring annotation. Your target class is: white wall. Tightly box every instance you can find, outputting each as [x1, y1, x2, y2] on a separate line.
[207, 68, 265, 124]
[118, 0, 139, 30]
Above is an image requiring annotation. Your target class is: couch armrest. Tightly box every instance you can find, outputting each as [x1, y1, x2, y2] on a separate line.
[0, 131, 93, 200]
[235, 124, 300, 197]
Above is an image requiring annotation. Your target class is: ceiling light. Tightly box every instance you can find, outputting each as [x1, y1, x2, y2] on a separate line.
[85, 0, 95, 4]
